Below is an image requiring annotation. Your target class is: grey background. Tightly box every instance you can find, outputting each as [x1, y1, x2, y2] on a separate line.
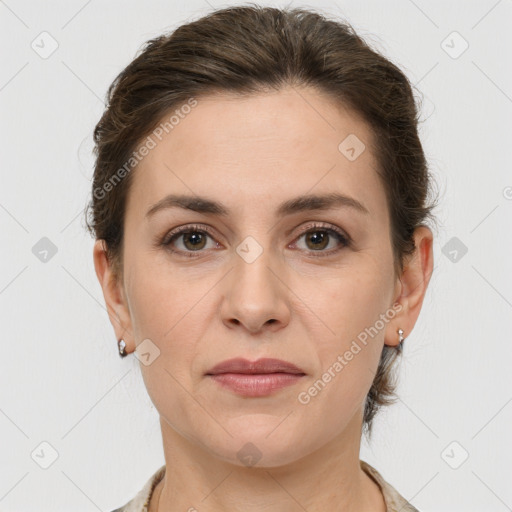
[1, 0, 511, 510]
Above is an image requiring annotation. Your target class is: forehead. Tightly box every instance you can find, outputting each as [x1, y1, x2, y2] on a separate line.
[126, 86, 387, 223]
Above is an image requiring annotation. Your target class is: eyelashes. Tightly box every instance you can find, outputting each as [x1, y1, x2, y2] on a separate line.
[161, 224, 220, 256]
[288, 222, 350, 256]
[160, 222, 351, 259]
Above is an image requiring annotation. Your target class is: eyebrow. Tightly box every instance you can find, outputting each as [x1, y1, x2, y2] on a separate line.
[145, 192, 370, 219]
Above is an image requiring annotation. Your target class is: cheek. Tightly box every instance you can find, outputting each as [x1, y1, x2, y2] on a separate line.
[125, 251, 189, 338]
[295, 278, 388, 435]
[301, 261, 392, 397]
[313, 262, 393, 346]
[126, 249, 214, 353]
[128, 262, 206, 430]
[124, 260, 203, 417]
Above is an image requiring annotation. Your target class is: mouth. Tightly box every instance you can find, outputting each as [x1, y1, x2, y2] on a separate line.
[205, 358, 306, 397]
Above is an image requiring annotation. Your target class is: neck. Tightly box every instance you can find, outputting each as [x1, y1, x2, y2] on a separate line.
[149, 411, 386, 512]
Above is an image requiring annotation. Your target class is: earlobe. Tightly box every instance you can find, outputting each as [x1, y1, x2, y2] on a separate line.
[93, 240, 134, 354]
[385, 226, 434, 347]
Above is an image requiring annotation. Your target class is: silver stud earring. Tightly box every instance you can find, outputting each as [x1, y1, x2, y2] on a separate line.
[397, 328, 405, 353]
[118, 339, 127, 357]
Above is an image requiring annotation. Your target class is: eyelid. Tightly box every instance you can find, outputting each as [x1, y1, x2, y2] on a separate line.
[160, 221, 351, 256]
[288, 222, 351, 257]
[294, 221, 351, 243]
[160, 223, 219, 246]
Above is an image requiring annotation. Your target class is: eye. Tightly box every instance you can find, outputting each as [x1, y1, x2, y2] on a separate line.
[161, 224, 220, 256]
[291, 222, 350, 257]
[160, 222, 351, 258]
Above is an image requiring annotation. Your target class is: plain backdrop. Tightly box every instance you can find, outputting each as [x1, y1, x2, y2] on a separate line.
[1, 0, 511, 511]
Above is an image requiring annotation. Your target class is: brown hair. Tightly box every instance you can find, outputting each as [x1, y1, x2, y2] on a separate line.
[85, 3, 438, 438]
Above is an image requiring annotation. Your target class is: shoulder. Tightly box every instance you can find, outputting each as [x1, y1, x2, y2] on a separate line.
[109, 465, 166, 512]
[360, 460, 420, 512]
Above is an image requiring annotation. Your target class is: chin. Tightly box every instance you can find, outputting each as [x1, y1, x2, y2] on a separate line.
[213, 439, 307, 469]
[205, 415, 314, 468]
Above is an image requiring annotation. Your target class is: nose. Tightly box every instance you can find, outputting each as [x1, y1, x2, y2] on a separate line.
[220, 245, 291, 334]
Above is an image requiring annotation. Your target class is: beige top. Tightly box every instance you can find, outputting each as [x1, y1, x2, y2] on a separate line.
[110, 460, 419, 512]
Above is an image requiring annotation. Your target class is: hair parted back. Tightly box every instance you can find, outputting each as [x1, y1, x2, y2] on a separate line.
[85, 3, 438, 438]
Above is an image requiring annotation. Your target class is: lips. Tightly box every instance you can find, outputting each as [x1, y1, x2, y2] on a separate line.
[206, 357, 305, 376]
[206, 358, 306, 397]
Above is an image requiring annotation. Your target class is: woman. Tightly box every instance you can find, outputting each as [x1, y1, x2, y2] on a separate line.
[87, 4, 437, 511]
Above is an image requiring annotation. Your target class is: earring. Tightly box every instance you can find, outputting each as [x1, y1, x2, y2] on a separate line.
[397, 328, 405, 353]
[118, 339, 127, 357]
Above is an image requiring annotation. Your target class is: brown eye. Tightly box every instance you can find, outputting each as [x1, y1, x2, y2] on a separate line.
[180, 231, 208, 251]
[304, 230, 330, 251]
[292, 223, 350, 258]
[161, 224, 219, 256]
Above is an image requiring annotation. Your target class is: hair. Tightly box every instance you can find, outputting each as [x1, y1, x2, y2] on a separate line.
[85, 3, 438, 439]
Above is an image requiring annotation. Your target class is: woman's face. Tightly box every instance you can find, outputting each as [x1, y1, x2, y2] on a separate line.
[103, 86, 406, 466]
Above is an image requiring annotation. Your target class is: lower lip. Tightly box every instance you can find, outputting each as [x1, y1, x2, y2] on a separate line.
[208, 373, 304, 397]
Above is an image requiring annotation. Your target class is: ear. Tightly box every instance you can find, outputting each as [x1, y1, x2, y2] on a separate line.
[385, 226, 434, 347]
[93, 239, 135, 354]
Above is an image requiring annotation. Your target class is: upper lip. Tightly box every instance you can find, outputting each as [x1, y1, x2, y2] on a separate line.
[206, 358, 305, 375]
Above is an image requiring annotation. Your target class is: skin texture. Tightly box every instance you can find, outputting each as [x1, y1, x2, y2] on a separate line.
[94, 85, 433, 511]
